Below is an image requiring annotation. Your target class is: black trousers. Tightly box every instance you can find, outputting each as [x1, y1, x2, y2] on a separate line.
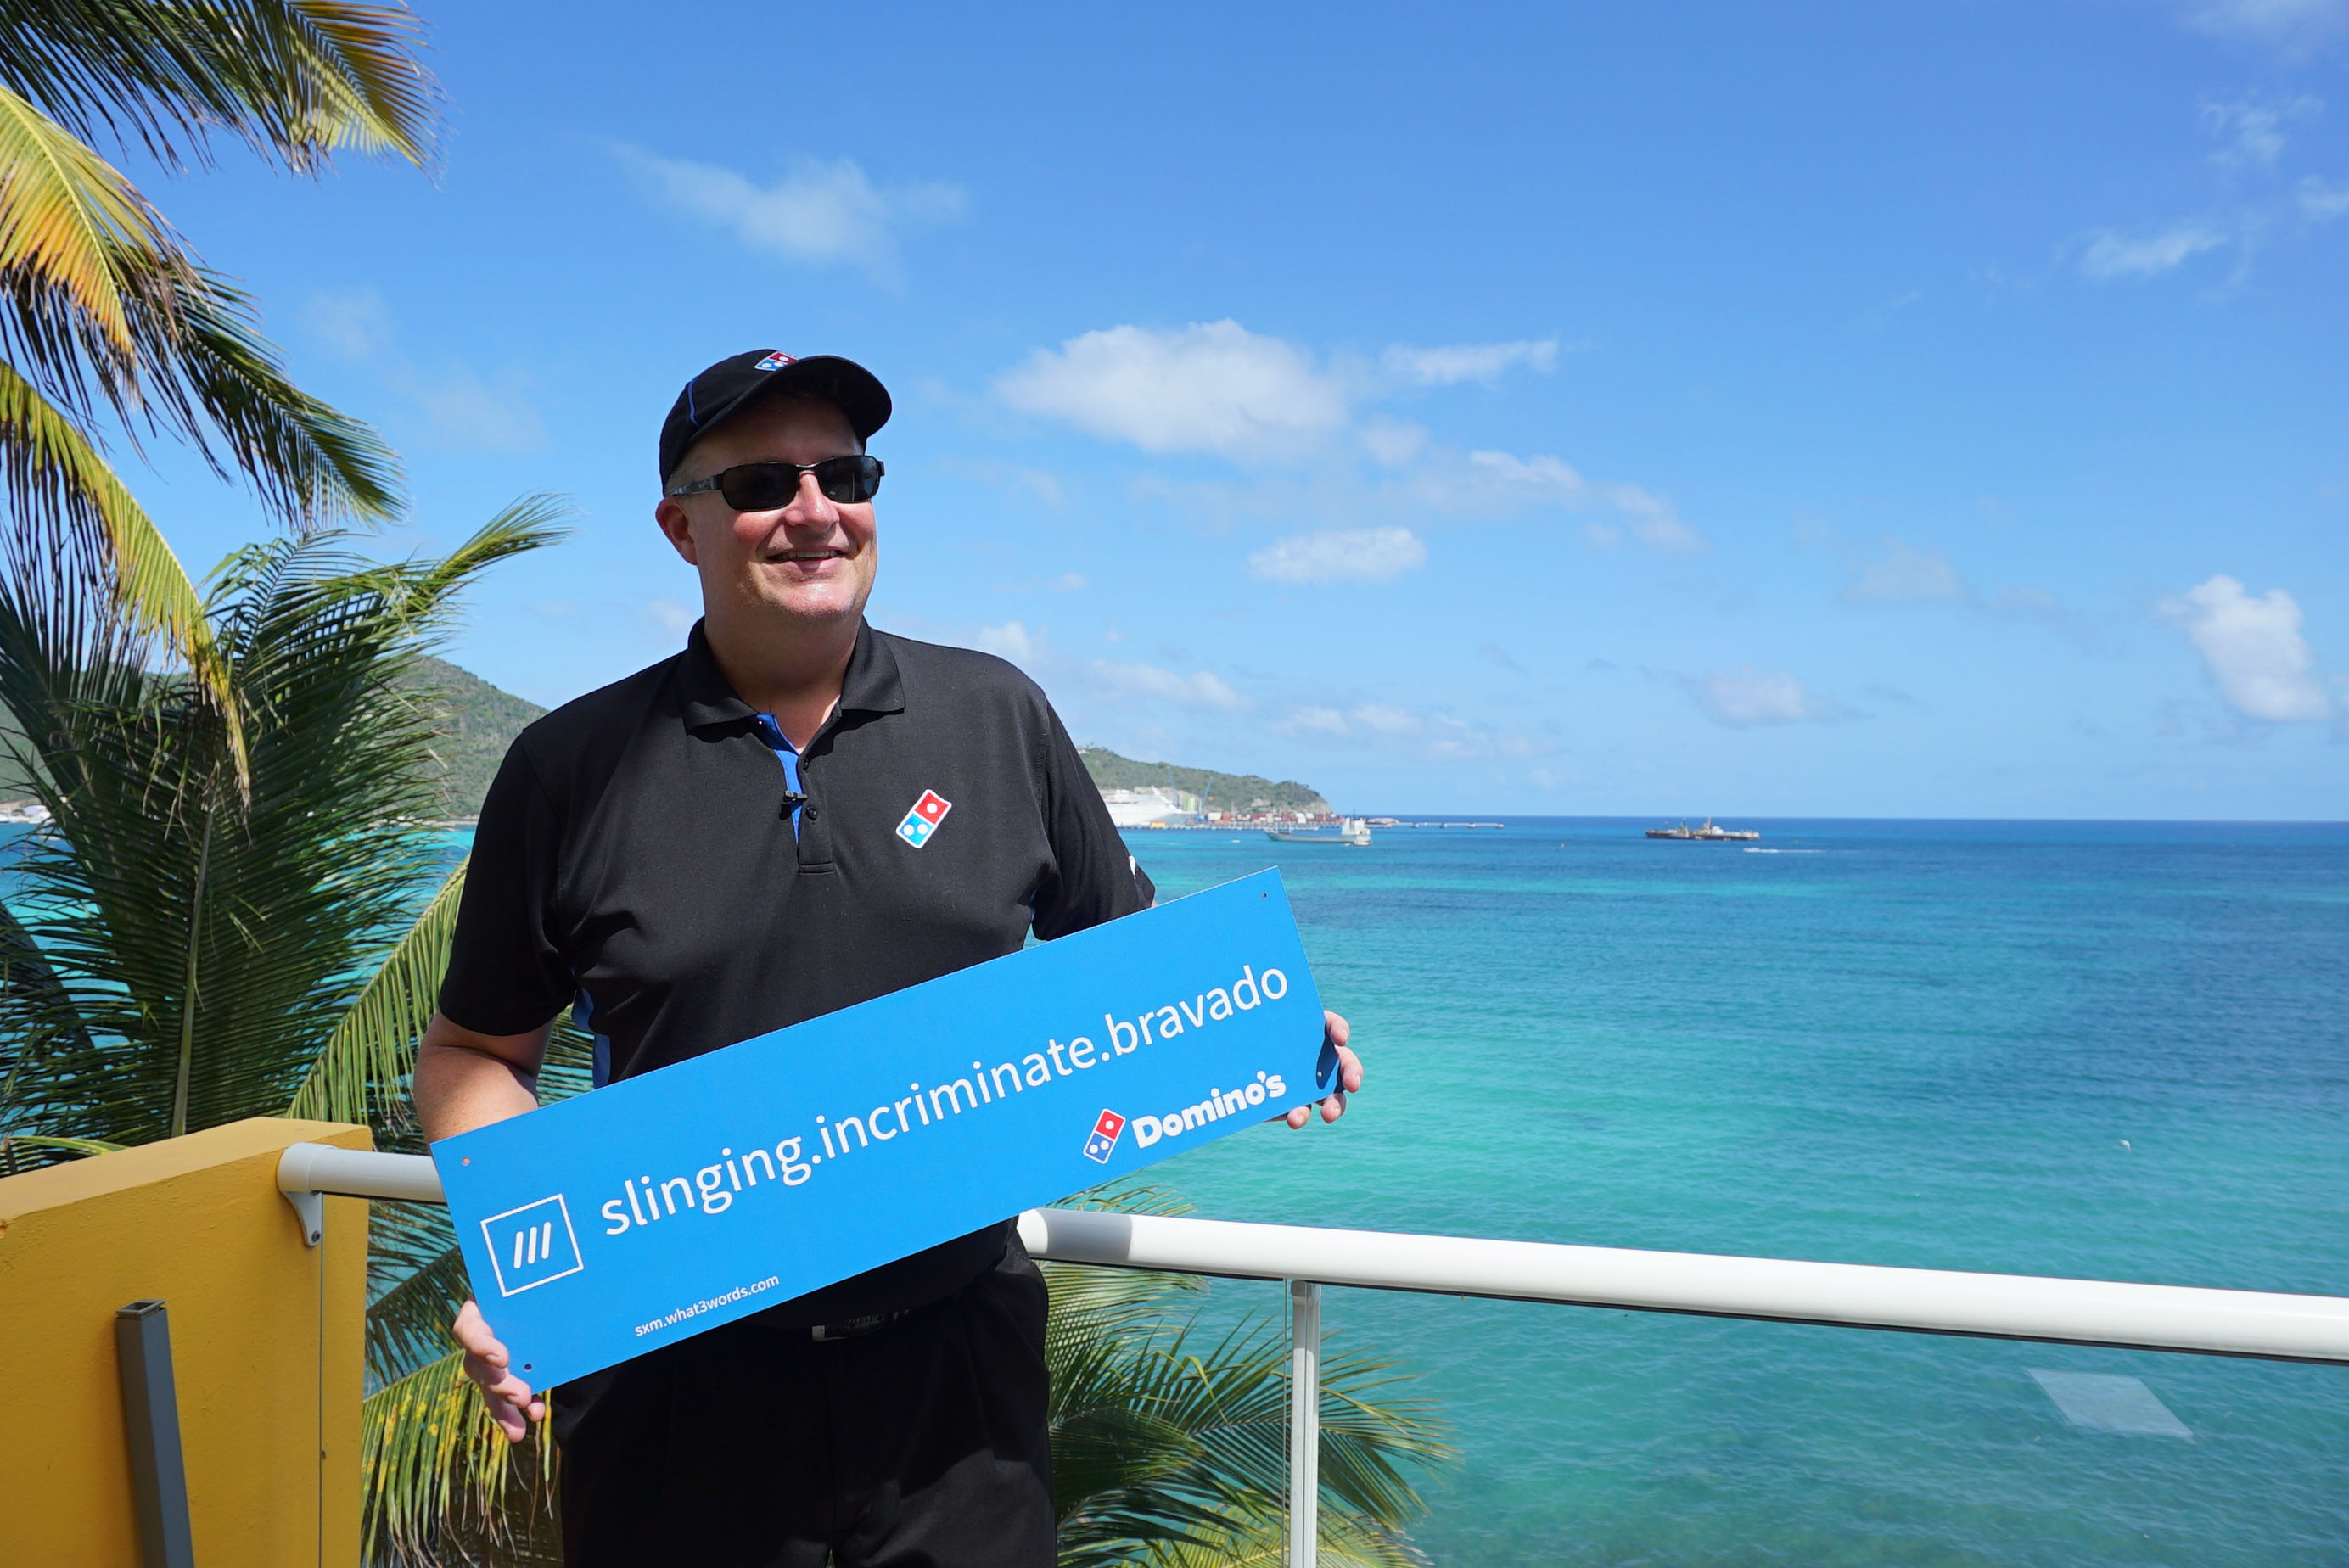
[556, 1243, 1055, 1568]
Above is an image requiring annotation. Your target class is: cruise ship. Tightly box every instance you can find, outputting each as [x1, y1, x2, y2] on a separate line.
[1097, 786, 1197, 828]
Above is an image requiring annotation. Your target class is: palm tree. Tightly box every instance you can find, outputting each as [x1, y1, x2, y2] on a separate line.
[1, 2, 434, 720]
[0, 499, 564, 1156]
[356, 1178, 1454, 1567]
[1046, 1184, 1453, 1568]
[0, 490, 584, 1567]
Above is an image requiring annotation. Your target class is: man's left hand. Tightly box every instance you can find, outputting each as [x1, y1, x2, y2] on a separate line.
[1284, 1010, 1361, 1128]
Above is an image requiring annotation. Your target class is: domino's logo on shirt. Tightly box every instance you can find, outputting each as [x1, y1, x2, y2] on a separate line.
[895, 789, 952, 848]
[1082, 1109, 1127, 1164]
[481, 1195, 584, 1297]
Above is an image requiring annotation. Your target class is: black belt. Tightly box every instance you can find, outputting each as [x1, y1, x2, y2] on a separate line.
[808, 1309, 911, 1341]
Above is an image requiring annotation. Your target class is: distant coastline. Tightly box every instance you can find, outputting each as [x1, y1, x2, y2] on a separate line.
[328, 665, 1335, 828]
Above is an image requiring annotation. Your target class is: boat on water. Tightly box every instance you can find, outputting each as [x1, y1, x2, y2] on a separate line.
[1645, 817, 1760, 842]
[1267, 817, 1372, 847]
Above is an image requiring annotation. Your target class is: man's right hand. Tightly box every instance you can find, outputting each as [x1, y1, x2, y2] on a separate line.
[453, 1298, 546, 1442]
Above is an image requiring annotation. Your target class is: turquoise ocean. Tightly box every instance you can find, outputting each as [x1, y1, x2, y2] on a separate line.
[1127, 819, 2349, 1567]
[17, 815, 2340, 1561]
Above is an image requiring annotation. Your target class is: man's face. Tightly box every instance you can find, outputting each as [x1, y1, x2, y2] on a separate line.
[653, 395, 877, 633]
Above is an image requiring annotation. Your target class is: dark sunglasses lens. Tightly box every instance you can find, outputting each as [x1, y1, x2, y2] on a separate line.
[717, 464, 798, 510]
[715, 457, 881, 508]
[816, 456, 883, 503]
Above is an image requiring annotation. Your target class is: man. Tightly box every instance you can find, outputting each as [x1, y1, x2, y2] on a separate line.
[416, 349, 1363, 1567]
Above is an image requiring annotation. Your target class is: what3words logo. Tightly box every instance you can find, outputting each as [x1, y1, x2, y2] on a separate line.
[480, 1195, 585, 1297]
[895, 789, 952, 848]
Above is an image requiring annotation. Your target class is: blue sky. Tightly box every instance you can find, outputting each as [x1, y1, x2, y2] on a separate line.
[122, 0, 2348, 816]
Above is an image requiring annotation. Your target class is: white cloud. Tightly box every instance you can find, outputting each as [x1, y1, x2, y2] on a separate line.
[300, 288, 543, 451]
[412, 365, 546, 453]
[1001, 320, 1696, 552]
[1465, 450, 1706, 552]
[2159, 574, 2331, 721]
[1467, 449, 1584, 495]
[1357, 417, 1428, 467]
[997, 321, 1351, 459]
[1843, 538, 1970, 603]
[1248, 526, 1427, 584]
[2201, 97, 2315, 170]
[645, 597, 695, 634]
[2080, 224, 2228, 280]
[1350, 703, 1425, 736]
[1095, 660, 1248, 709]
[1606, 483, 1704, 553]
[303, 288, 393, 359]
[2186, 0, 2348, 46]
[1381, 338, 1558, 385]
[616, 148, 964, 272]
[975, 620, 1048, 668]
[998, 322, 1567, 461]
[1272, 700, 1551, 759]
[2300, 176, 2349, 220]
[1687, 667, 1840, 726]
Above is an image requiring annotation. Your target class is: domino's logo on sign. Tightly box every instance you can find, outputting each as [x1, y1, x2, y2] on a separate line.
[895, 789, 952, 848]
[1082, 1109, 1127, 1164]
[481, 1196, 584, 1297]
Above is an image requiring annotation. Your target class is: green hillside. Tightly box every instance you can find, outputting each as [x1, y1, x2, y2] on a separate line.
[10, 662, 1327, 825]
[1079, 747, 1328, 816]
[405, 655, 547, 820]
[0, 654, 543, 820]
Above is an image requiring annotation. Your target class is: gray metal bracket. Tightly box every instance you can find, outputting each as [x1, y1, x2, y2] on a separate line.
[283, 1184, 324, 1247]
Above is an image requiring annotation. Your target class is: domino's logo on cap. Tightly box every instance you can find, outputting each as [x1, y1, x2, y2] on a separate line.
[753, 350, 796, 371]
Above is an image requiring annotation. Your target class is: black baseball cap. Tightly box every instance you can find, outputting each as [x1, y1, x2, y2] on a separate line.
[658, 350, 892, 483]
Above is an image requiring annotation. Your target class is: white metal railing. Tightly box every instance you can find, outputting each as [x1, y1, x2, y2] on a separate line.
[278, 1145, 2349, 1559]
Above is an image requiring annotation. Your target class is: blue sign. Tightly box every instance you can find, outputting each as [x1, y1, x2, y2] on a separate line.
[434, 869, 1334, 1386]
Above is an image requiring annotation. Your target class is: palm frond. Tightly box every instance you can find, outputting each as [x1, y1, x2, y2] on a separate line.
[1134, 1504, 1434, 1568]
[362, 1348, 559, 1568]
[364, 1199, 463, 1388]
[1049, 1286, 1453, 1568]
[0, 1129, 124, 1173]
[0, 516, 557, 1145]
[0, 81, 182, 359]
[2, 70, 406, 535]
[394, 496, 574, 627]
[0, 889, 96, 1127]
[0, 1, 439, 174]
[162, 265, 402, 526]
[0, 356, 230, 711]
[289, 859, 462, 1132]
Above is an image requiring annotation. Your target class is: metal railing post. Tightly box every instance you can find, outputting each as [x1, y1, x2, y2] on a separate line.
[1287, 1278, 1321, 1566]
[114, 1301, 196, 1568]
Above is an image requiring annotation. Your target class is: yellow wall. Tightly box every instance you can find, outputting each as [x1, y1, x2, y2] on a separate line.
[0, 1118, 372, 1568]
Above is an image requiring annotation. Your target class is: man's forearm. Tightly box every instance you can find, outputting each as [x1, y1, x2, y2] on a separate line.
[414, 1012, 552, 1143]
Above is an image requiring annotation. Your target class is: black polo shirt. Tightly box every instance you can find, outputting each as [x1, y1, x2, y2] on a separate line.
[438, 619, 1153, 1323]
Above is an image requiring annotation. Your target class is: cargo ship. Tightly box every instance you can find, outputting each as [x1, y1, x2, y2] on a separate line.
[1645, 817, 1760, 842]
[1267, 817, 1372, 847]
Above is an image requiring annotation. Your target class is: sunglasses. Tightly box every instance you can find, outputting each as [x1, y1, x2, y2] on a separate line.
[665, 454, 884, 510]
